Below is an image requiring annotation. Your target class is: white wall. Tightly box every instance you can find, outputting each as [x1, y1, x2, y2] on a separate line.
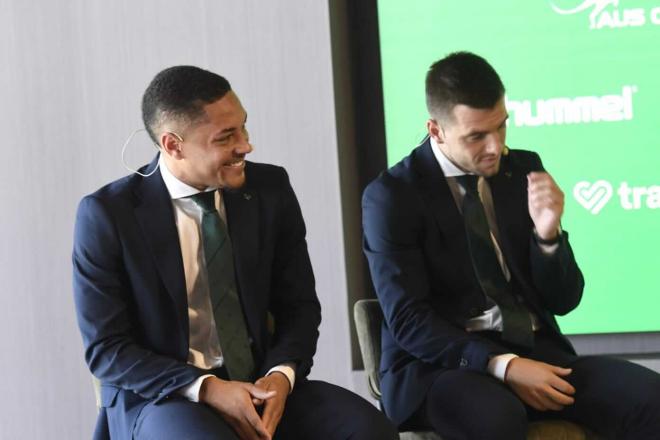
[0, 1, 353, 438]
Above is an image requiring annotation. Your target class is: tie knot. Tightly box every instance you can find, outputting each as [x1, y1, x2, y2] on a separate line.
[456, 175, 479, 196]
[188, 191, 216, 213]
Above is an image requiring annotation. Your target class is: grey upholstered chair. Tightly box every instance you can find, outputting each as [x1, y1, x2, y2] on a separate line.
[353, 299, 599, 440]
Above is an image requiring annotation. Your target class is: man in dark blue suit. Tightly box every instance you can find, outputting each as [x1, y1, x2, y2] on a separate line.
[73, 66, 397, 440]
[362, 52, 660, 439]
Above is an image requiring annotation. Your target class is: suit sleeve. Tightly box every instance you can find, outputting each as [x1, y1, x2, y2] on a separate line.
[525, 153, 584, 315]
[73, 195, 201, 401]
[362, 176, 508, 373]
[260, 170, 321, 379]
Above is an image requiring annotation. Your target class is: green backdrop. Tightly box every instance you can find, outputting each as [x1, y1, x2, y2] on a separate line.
[378, 0, 660, 334]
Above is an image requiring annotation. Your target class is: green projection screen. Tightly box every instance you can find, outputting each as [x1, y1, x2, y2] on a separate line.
[377, 0, 660, 334]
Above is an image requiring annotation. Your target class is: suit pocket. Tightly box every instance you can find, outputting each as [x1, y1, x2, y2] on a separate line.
[100, 385, 120, 408]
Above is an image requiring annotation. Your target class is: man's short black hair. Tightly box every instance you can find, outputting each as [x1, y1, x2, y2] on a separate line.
[141, 66, 232, 144]
[425, 51, 505, 122]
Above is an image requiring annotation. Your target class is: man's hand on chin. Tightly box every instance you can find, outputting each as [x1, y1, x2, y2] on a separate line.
[254, 372, 291, 437]
[199, 376, 275, 440]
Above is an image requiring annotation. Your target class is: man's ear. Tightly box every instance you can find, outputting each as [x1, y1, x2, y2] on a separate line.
[427, 118, 444, 144]
[160, 132, 184, 159]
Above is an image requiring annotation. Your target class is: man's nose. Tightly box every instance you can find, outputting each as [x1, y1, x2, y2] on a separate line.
[236, 137, 253, 155]
[485, 133, 504, 154]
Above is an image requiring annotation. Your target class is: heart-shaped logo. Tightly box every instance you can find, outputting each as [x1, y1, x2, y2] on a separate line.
[573, 180, 613, 214]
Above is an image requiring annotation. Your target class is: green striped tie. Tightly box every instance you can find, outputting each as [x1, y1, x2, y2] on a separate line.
[189, 191, 255, 381]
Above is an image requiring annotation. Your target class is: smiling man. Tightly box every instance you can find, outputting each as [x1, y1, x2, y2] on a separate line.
[73, 66, 397, 440]
[362, 52, 660, 439]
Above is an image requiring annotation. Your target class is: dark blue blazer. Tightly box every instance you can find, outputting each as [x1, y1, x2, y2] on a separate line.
[73, 158, 320, 439]
[362, 139, 584, 426]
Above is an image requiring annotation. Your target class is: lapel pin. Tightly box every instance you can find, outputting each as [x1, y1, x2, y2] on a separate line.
[243, 193, 252, 201]
[505, 171, 512, 178]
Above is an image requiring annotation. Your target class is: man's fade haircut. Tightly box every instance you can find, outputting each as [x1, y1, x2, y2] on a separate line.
[141, 66, 232, 144]
[425, 51, 505, 123]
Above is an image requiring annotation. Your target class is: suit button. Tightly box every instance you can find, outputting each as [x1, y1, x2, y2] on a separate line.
[459, 358, 468, 367]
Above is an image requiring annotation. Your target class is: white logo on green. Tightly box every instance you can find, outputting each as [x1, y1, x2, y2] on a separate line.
[573, 180, 613, 214]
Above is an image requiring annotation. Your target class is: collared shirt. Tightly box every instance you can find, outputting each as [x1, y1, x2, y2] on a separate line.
[429, 138, 549, 379]
[158, 155, 295, 401]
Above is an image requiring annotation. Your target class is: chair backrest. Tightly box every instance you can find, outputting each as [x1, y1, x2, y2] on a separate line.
[353, 299, 385, 400]
[92, 375, 102, 412]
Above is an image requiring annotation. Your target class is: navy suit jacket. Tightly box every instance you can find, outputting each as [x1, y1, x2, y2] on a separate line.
[73, 158, 320, 439]
[362, 139, 584, 426]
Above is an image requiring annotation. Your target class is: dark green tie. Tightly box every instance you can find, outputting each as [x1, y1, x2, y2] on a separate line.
[189, 191, 255, 381]
[456, 175, 534, 348]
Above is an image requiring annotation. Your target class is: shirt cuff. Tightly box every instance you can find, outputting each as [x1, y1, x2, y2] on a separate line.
[177, 374, 215, 402]
[487, 353, 519, 382]
[267, 363, 296, 393]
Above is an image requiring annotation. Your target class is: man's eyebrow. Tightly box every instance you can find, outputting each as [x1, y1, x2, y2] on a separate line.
[214, 114, 248, 137]
[463, 114, 509, 138]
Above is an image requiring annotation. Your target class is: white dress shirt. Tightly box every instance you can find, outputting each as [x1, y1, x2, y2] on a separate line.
[158, 155, 295, 401]
[429, 138, 552, 380]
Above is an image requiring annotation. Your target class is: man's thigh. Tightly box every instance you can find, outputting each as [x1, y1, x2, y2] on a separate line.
[133, 396, 238, 440]
[275, 380, 398, 440]
[555, 355, 660, 439]
[418, 369, 528, 440]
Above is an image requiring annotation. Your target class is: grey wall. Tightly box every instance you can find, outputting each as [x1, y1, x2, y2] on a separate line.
[0, 1, 353, 438]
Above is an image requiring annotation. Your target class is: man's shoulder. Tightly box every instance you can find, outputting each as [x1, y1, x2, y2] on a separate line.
[363, 145, 429, 214]
[364, 142, 427, 198]
[244, 161, 287, 183]
[81, 170, 144, 208]
[243, 161, 292, 197]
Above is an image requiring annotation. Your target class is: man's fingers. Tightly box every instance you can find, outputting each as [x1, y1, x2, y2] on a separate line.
[550, 375, 575, 395]
[244, 409, 271, 440]
[246, 384, 276, 401]
[228, 419, 260, 440]
[544, 385, 575, 407]
[551, 366, 572, 377]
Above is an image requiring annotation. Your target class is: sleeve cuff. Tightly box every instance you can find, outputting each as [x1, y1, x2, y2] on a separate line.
[267, 363, 296, 393]
[177, 374, 215, 402]
[487, 353, 519, 382]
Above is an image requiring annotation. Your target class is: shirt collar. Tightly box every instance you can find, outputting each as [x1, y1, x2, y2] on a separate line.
[429, 136, 472, 177]
[158, 154, 217, 200]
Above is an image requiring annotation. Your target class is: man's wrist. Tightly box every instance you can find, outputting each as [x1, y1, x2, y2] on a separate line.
[179, 374, 215, 403]
[198, 375, 218, 403]
[487, 353, 519, 382]
[533, 226, 562, 244]
[267, 363, 296, 393]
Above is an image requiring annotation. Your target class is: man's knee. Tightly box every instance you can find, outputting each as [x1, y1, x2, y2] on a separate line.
[348, 413, 399, 440]
[476, 396, 527, 439]
[425, 376, 527, 440]
[134, 398, 238, 440]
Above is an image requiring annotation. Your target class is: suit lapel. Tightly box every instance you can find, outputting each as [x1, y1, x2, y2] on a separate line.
[414, 139, 471, 257]
[222, 178, 261, 347]
[133, 160, 189, 338]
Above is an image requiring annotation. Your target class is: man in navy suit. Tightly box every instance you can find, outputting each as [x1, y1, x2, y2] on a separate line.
[73, 66, 397, 440]
[362, 52, 660, 439]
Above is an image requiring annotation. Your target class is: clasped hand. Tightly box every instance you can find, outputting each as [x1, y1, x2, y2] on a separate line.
[200, 372, 290, 440]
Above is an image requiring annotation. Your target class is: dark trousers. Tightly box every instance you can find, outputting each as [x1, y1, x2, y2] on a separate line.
[405, 330, 660, 440]
[133, 379, 398, 440]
